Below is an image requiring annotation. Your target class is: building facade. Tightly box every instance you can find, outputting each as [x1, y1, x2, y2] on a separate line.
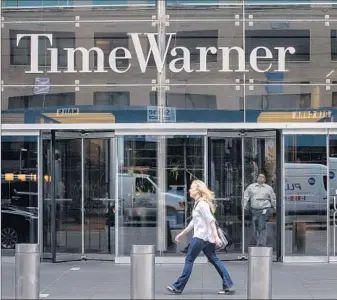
[1, 0, 337, 264]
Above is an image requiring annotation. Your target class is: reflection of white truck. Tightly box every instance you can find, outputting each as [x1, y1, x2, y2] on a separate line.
[285, 159, 337, 216]
[118, 173, 186, 228]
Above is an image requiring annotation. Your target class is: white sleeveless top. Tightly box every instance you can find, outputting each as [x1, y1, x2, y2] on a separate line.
[185, 199, 216, 243]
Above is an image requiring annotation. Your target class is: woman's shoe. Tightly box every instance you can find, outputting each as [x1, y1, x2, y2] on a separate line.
[166, 285, 182, 294]
[218, 288, 235, 295]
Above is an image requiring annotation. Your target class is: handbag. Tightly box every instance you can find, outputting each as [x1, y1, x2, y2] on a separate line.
[210, 207, 233, 250]
[214, 218, 233, 250]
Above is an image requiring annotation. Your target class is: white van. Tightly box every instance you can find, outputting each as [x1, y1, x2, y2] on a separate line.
[118, 173, 186, 228]
[284, 163, 328, 215]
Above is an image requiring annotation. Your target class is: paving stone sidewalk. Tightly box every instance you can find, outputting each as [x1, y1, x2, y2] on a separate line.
[2, 259, 337, 299]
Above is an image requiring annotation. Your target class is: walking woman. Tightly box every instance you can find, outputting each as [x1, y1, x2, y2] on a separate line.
[166, 180, 235, 295]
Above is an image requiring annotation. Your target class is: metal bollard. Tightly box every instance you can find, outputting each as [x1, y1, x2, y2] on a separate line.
[130, 245, 155, 299]
[15, 244, 40, 300]
[247, 247, 272, 300]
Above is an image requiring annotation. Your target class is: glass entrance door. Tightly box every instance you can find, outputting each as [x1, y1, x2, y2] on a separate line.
[114, 134, 205, 261]
[208, 130, 277, 261]
[42, 130, 115, 262]
[283, 131, 328, 262]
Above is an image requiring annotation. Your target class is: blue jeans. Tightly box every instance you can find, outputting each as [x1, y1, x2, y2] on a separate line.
[172, 237, 234, 292]
[251, 208, 273, 246]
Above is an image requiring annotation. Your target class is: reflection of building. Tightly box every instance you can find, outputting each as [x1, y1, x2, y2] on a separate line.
[1, 1, 337, 264]
[2, 2, 337, 120]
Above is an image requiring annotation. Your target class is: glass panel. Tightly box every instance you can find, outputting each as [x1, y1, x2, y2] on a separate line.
[43, 134, 82, 258]
[243, 134, 277, 254]
[1, 86, 152, 124]
[245, 6, 330, 89]
[245, 85, 332, 123]
[284, 134, 327, 256]
[1, 3, 154, 21]
[209, 135, 243, 257]
[329, 134, 337, 257]
[166, 14, 244, 85]
[164, 135, 204, 255]
[1, 22, 156, 86]
[84, 138, 115, 255]
[1, 136, 38, 250]
[159, 86, 244, 123]
[116, 135, 204, 257]
[116, 135, 158, 256]
[167, 2, 242, 20]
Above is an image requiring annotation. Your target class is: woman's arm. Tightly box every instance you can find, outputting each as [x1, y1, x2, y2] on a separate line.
[210, 220, 219, 240]
[180, 219, 194, 236]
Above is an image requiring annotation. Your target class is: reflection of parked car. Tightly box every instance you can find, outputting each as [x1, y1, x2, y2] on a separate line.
[1, 205, 38, 249]
[119, 173, 186, 228]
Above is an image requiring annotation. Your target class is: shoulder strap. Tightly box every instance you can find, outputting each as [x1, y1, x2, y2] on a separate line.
[193, 199, 201, 210]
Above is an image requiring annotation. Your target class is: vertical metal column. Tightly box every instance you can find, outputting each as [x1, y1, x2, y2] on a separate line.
[248, 247, 272, 299]
[81, 137, 85, 257]
[15, 244, 40, 299]
[275, 130, 283, 261]
[50, 131, 57, 262]
[114, 137, 120, 257]
[326, 133, 330, 259]
[109, 137, 115, 254]
[156, 0, 167, 253]
[240, 136, 246, 259]
[38, 134, 44, 256]
[0, 4, 3, 298]
[130, 245, 155, 299]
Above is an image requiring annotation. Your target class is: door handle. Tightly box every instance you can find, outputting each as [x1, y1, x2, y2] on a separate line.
[334, 195, 337, 211]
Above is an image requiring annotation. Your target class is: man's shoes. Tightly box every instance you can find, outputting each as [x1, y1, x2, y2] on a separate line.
[166, 285, 182, 294]
[218, 288, 236, 295]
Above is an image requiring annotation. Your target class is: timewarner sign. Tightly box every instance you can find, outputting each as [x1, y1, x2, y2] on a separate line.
[17, 33, 295, 74]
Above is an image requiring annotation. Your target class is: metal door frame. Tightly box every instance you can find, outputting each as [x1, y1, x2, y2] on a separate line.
[41, 130, 115, 262]
[207, 129, 280, 261]
[113, 129, 208, 264]
[282, 129, 330, 263]
[207, 131, 246, 261]
[327, 129, 337, 263]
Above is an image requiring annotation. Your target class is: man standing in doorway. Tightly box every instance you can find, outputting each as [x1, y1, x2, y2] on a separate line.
[243, 174, 276, 247]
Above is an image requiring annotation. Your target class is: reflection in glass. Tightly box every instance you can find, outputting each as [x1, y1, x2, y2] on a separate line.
[209, 136, 243, 255]
[1, 136, 38, 249]
[116, 135, 204, 256]
[244, 136, 277, 253]
[284, 135, 327, 256]
[43, 137, 82, 256]
[84, 138, 114, 255]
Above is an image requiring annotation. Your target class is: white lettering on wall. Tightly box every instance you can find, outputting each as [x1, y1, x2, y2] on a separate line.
[16, 33, 296, 74]
[108, 47, 132, 73]
[169, 47, 193, 73]
[219, 47, 248, 73]
[17, 33, 53, 74]
[64, 47, 107, 73]
[274, 47, 296, 72]
[250, 46, 273, 73]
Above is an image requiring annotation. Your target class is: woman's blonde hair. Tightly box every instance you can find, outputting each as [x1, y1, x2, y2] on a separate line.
[191, 179, 216, 214]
